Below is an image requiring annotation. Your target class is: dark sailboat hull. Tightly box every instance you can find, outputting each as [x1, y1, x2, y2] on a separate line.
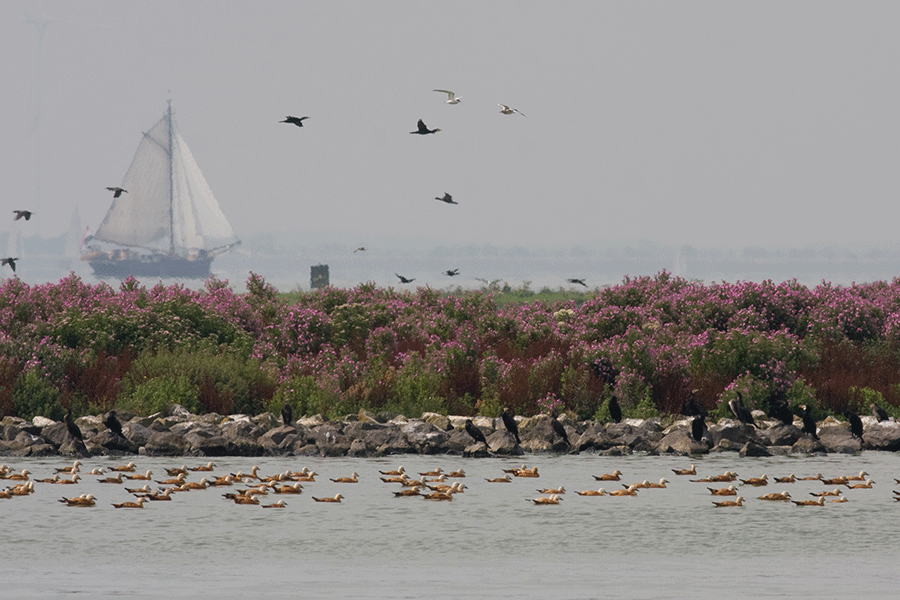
[84, 250, 213, 279]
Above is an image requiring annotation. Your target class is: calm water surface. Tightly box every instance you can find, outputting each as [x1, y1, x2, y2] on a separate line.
[3, 452, 898, 599]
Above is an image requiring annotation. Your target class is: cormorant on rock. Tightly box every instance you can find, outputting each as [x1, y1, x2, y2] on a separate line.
[64, 408, 83, 442]
[501, 408, 520, 444]
[871, 403, 890, 422]
[549, 412, 570, 446]
[103, 410, 123, 437]
[728, 392, 756, 427]
[608, 395, 622, 424]
[799, 404, 818, 439]
[281, 403, 293, 427]
[845, 410, 863, 438]
[768, 399, 795, 426]
[464, 419, 488, 447]
[691, 415, 707, 443]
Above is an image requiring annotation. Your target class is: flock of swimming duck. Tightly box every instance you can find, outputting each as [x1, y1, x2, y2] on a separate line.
[1, 460, 896, 509]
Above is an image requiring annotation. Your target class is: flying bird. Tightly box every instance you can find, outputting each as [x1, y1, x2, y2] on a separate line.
[106, 187, 127, 198]
[435, 193, 457, 205]
[498, 104, 526, 117]
[12, 210, 34, 221]
[1, 258, 17, 273]
[410, 119, 441, 135]
[444, 269, 459, 277]
[433, 89, 461, 104]
[395, 274, 415, 284]
[353, 247, 366, 253]
[280, 115, 309, 127]
[567, 278, 587, 287]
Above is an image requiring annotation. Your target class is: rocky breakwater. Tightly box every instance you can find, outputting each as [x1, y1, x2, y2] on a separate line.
[1, 406, 898, 458]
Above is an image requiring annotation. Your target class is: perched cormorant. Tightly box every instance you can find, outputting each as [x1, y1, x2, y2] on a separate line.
[871, 403, 890, 422]
[106, 186, 127, 198]
[103, 410, 123, 437]
[64, 408, 83, 442]
[498, 104, 526, 117]
[608, 395, 622, 424]
[281, 403, 293, 427]
[12, 210, 34, 221]
[410, 119, 441, 135]
[280, 115, 309, 127]
[728, 392, 756, 427]
[433, 89, 461, 104]
[768, 399, 795, 426]
[395, 274, 415, 284]
[799, 404, 818, 439]
[501, 408, 520, 444]
[845, 410, 863, 438]
[567, 278, 587, 287]
[1, 258, 18, 273]
[549, 413, 570, 446]
[435, 193, 457, 204]
[464, 419, 488, 447]
[691, 415, 706, 443]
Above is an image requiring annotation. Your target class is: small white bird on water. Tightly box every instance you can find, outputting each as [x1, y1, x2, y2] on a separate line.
[434, 89, 461, 104]
[498, 104, 526, 117]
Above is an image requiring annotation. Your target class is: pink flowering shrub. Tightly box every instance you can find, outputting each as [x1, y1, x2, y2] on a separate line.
[3, 270, 900, 420]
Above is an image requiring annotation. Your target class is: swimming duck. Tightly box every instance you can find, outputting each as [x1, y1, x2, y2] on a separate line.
[672, 465, 696, 476]
[379, 466, 405, 476]
[708, 485, 737, 496]
[330, 472, 359, 483]
[757, 491, 792, 501]
[55, 461, 82, 474]
[593, 470, 623, 481]
[844, 479, 875, 489]
[575, 488, 607, 496]
[261, 500, 288, 508]
[109, 462, 136, 472]
[740, 475, 768, 487]
[528, 494, 562, 505]
[189, 462, 216, 472]
[774, 474, 796, 483]
[536, 486, 565, 495]
[485, 475, 512, 483]
[792, 497, 826, 507]
[59, 494, 96, 507]
[393, 488, 423, 497]
[712, 496, 744, 507]
[608, 485, 640, 497]
[125, 470, 153, 481]
[313, 494, 344, 503]
[112, 498, 147, 509]
[273, 483, 303, 495]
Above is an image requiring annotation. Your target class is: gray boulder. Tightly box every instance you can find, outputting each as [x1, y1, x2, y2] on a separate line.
[401, 421, 449, 454]
[144, 431, 190, 456]
[862, 422, 900, 451]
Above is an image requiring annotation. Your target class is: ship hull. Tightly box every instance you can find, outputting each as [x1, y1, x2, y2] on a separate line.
[85, 251, 213, 279]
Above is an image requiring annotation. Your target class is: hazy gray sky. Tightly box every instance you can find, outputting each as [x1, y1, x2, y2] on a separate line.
[3, 1, 900, 256]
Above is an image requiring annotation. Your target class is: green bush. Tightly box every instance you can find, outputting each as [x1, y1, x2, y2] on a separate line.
[119, 374, 199, 416]
[12, 369, 63, 421]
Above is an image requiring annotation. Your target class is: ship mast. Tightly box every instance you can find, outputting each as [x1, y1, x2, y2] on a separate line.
[167, 100, 175, 254]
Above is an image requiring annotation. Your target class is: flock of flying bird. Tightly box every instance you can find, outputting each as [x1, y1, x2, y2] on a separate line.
[280, 90, 585, 289]
[3, 187, 128, 275]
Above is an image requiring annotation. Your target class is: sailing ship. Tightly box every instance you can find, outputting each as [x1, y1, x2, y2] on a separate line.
[82, 102, 240, 278]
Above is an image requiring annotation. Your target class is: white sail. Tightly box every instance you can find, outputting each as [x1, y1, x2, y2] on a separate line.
[93, 105, 239, 254]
